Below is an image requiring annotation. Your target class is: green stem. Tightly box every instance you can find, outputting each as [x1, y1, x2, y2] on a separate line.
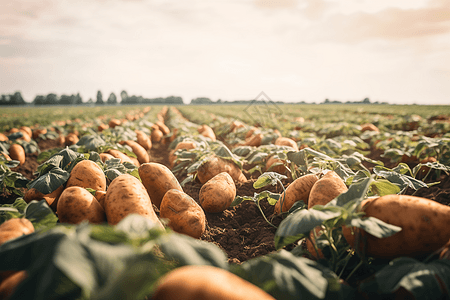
[345, 260, 364, 283]
[337, 250, 353, 278]
[324, 228, 338, 270]
[276, 178, 287, 214]
[256, 201, 277, 229]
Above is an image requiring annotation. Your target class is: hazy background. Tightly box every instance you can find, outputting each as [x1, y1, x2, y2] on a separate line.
[1, 0, 449, 104]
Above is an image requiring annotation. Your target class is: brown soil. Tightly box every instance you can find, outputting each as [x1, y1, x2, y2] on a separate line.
[1, 136, 449, 265]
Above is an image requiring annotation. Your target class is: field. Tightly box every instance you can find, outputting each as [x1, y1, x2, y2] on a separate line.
[1, 103, 450, 299]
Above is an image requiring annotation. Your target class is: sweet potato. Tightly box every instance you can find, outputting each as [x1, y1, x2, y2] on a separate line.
[274, 137, 299, 151]
[104, 174, 163, 228]
[360, 123, 379, 132]
[19, 126, 32, 138]
[121, 140, 149, 164]
[274, 174, 319, 214]
[57, 186, 106, 224]
[153, 265, 275, 300]
[199, 172, 236, 213]
[169, 141, 197, 168]
[107, 149, 139, 167]
[65, 159, 107, 191]
[265, 155, 287, 175]
[139, 162, 183, 209]
[197, 156, 246, 184]
[94, 190, 107, 208]
[343, 195, 450, 259]
[0, 270, 27, 300]
[135, 129, 152, 150]
[8, 144, 25, 165]
[99, 152, 115, 163]
[160, 189, 206, 239]
[23, 185, 64, 207]
[151, 128, 164, 142]
[242, 133, 263, 147]
[0, 218, 34, 238]
[0, 133, 8, 142]
[156, 121, 170, 135]
[108, 119, 121, 128]
[98, 123, 109, 132]
[65, 133, 79, 146]
[198, 124, 216, 141]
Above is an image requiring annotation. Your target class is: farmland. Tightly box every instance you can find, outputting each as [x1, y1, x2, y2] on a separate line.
[1, 103, 450, 299]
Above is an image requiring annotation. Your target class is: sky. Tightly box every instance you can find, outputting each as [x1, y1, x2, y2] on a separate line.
[1, 0, 449, 105]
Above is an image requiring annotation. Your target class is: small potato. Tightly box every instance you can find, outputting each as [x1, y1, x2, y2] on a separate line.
[160, 189, 206, 239]
[274, 174, 319, 214]
[98, 123, 109, 132]
[66, 160, 107, 191]
[107, 149, 140, 167]
[57, 187, 106, 224]
[265, 155, 287, 175]
[135, 129, 152, 150]
[122, 140, 149, 164]
[0, 218, 34, 237]
[274, 137, 299, 151]
[139, 162, 183, 209]
[104, 174, 163, 227]
[197, 124, 216, 141]
[8, 144, 25, 165]
[65, 133, 79, 146]
[24, 185, 64, 208]
[199, 172, 236, 213]
[100, 152, 115, 163]
[153, 265, 275, 300]
[151, 128, 163, 142]
[197, 156, 246, 184]
[108, 119, 121, 128]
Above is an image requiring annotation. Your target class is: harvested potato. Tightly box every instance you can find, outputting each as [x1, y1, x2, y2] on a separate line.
[23, 185, 64, 208]
[274, 137, 299, 151]
[122, 140, 149, 164]
[343, 195, 450, 259]
[169, 141, 197, 168]
[104, 174, 163, 228]
[107, 149, 140, 167]
[199, 172, 236, 213]
[139, 162, 183, 209]
[153, 265, 276, 300]
[135, 129, 152, 150]
[151, 128, 163, 142]
[160, 189, 206, 239]
[65, 159, 107, 191]
[274, 174, 319, 214]
[265, 155, 287, 175]
[8, 144, 25, 165]
[197, 124, 216, 141]
[65, 133, 79, 146]
[99, 152, 115, 163]
[156, 121, 170, 135]
[197, 156, 246, 184]
[57, 186, 106, 224]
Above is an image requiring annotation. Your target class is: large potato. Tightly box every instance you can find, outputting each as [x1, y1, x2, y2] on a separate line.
[104, 174, 163, 228]
[66, 159, 107, 191]
[8, 144, 25, 166]
[139, 163, 183, 209]
[160, 189, 206, 239]
[197, 156, 246, 184]
[274, 174, 318, 214]
[57, 186, 106, 224]
[199, 172, 236, 213]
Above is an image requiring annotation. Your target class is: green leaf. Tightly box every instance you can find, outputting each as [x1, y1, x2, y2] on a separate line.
[327, 176, 373, 209]
[253, 172, 287, 189]
[77, 135, 106, 151]
[274, 208, 341, 249]
[24, 200, 59, 231]
[27, 167, 69, 194]
[349, 217, 401, 239]
[370, 179, 401, 196]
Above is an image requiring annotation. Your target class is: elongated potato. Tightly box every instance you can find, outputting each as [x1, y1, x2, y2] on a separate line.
[151, 128, 163, 142]
[24, 185, 64, 208]
[156, 121, 170, 135]
[65, 133, 79, 146]
[199, 172, 236, 213]
[135, 129, 152, 150]
[343, 195, 450, 259]
[265, 155, 286, 174]
[198, 124, 216, 141]
[0, 133, 8, 142]
[139, 162, 183, 209]
[160, 189, 206, 239]
[122, 140, 149, 164]
[197, 156, 246, 184]
[65, 159, 107, 191]
[107, 149, 140, 167]
[104, 174, 163, 228]
[153, 265, 275, 300]
[8, 144, 25, 165]
[57, 186, 106, 224]
[275, 137, 299, 151]
[274, 174, 319, 214]
[169, 141, 197, 168]
[308, 171, 348, 209]
[100, 152, 115, 163]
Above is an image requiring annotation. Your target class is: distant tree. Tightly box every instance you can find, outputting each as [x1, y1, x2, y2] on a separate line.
[107, 92, 117, 104]
[59, 94, 72, 105]
[120, 90, 128, 103]
[87, 98, 94, 104]
[10, 92, 25, 105]
[96, 91, 104, 105]
[45, 93, 59, 105]
[33, 95, 46, 105]
[0, 95, 9, 105]
[324, 98, 330, 104]
[362, 97, 371, 104]
[75, 93, 83, 105]
[191, 97, 212, 105]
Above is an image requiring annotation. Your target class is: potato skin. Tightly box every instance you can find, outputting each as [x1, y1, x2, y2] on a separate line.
[274, 174, 318, 214]
[343, 195, 450, 259]
[135, 130, 152, 150]
[23, 185, 64, 209]
[122, 140, 149, 164]
[0, 218, 34, 238]
[199, 172, 236, 213]
[308, 171, 348, 209]
[151, 128, 163, 142]
[153, 265, 275, 300]
[160, 189, 206, 239]
[265, 155, 286, 175]
[65, 160, 107, 191]
[100, 153, 115, 163]
[8, 144, 25, 165]
[57, 186, 106, 224]
[139, 163, 183, 209]
[197, 156, 246, 184]
[107, 149, 139, 167]
[274, 137, 299, 151]
[198, 124, 216, 141]
[104, 174, 163, 228]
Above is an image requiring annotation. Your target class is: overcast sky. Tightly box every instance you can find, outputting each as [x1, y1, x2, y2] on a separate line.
[1, 0, 449, 104]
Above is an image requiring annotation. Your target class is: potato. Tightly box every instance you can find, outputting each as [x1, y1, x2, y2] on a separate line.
[139, 162, 183, 209]
[107, 149, 140, 167]
[360, 123, 379, 132]
[197, 124, 216, 141]
[104, 174, 163, 228]
[197, 156, 246, 184]
[99, 152, 115, 163]
[274, 174, 319, 214]
[0, 218, 34, 238]
[0, 270, 27, 300]
[156, 121, 170, 135]
[23, 185, 64, 208]
[98, 123, 109, 132]
[0, 133, 8, 142]
[241, 133, 262, 147]
[199, 172, 236, 213]
[56, 134, 65, 146]
[19, 126, 32, 138]
[108, 119, 121, 128]
[152, 265, 275, 300]
[151, 128, 163, 143]
[57, 186, 106, 224]
[308, 171, 348, 209]
[265, 155, 287, 174]
[169, 141, 197, 168]
[274, 137, 299, 151]
[135, 129, 152, 150]
[343, 195, 450, 259]
[160, 189, 206, 239]
[65, 160, 107, 191]
[94, 190, 107, 208]
[8, 144, 25, 166]
[65, 133, 79, 146]
[122, 140, 149, 164]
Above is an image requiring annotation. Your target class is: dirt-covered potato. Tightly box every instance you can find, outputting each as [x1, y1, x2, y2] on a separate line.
[197, 156, 246, 184]
[199, 172, 236, 213]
